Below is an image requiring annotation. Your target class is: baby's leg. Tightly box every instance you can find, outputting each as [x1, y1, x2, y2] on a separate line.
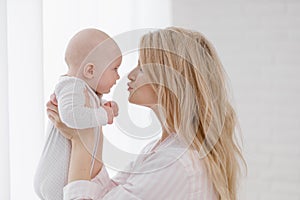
[34, 124, 71, 200]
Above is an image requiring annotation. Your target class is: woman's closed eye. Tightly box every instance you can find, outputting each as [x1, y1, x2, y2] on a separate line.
[139, 67, 143, 72]
[137, 60, 143, 72]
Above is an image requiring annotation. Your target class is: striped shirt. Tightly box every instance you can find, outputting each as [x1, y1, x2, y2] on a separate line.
[64, 134, 218, 200]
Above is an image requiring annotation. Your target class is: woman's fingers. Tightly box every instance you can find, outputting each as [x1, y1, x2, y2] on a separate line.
[47, 93, 77, 140]
[50, 93, 58, 106]
[84, 88, 92, 108]
[46, 97, 61, 125]
[47, 109, 60, 123]
[46, 100, 58, 113]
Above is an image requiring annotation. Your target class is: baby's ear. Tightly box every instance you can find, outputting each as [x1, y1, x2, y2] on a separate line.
[83, 63, 95, 79]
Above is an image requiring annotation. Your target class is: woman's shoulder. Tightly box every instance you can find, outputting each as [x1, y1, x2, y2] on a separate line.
[139, 134, 206, 174]
[140, 139, 158, 154]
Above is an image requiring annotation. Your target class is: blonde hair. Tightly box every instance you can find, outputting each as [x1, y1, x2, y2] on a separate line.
[139, 27, 246, 200]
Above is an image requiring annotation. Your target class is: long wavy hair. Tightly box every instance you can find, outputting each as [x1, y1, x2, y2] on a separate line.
[139, 27, 246, 200]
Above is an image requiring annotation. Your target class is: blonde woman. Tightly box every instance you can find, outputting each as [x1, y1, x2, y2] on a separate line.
[47, 27, 245, 200]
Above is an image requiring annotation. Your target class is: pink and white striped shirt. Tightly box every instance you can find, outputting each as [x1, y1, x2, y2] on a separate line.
[63, 134, 218, 200]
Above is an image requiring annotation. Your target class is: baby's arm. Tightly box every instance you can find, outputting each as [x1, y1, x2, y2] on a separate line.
[55, 78, 112, 129]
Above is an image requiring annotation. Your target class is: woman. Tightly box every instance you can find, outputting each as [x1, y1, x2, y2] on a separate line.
[47, 27, 245, 200]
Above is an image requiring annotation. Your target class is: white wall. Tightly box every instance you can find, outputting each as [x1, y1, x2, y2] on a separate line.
[172, 0, 300, 199]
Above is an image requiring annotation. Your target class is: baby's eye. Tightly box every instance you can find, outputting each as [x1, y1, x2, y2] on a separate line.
[139, 67, 143, 72]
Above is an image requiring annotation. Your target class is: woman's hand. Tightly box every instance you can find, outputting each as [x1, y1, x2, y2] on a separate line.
[46, 94, 78, 140]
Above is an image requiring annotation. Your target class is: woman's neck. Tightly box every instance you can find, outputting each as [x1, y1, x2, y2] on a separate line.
[151, 104, 175, 142]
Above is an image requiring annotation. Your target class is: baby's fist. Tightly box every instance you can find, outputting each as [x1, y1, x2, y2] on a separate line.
[104, 101, 119, 117]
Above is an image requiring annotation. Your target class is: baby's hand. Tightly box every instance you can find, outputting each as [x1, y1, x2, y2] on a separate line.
[102, 105, 114, 124]
[104, 101, 119, 117]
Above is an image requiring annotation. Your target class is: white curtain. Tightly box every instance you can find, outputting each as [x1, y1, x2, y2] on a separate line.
[0, 0, 10, 199]
[1, 0, 171, 199]
[1, 0, 45, 199]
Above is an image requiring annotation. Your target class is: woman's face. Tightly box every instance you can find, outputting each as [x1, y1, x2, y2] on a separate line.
[127, 61, 157, 107]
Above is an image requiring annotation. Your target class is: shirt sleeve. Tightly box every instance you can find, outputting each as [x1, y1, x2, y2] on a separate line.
[55, 78, 108, 129]
[63, 151, 190, 200]
[63, 167, 115, 200]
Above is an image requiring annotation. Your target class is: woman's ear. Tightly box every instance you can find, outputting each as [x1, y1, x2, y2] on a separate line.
[83, 63, 95, 79]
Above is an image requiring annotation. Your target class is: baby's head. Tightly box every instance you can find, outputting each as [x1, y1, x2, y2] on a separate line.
[65, 28, 122, 94]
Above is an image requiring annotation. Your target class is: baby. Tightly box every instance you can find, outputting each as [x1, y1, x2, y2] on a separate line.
[34, 28, 122, 200]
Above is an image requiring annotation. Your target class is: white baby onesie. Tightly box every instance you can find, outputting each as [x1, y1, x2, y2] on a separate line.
[34, 76, 108, 200]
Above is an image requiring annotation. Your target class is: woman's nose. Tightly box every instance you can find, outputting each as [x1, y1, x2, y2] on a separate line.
[127, 68, 136, 81]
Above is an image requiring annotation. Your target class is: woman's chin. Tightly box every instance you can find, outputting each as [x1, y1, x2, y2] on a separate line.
[128, 97, 134, 104]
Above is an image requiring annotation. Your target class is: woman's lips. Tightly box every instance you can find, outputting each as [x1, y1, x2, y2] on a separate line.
[127, 83, 133, 91]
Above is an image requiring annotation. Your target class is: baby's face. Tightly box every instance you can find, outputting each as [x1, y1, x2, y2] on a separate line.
[95, 55, 122, 94]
